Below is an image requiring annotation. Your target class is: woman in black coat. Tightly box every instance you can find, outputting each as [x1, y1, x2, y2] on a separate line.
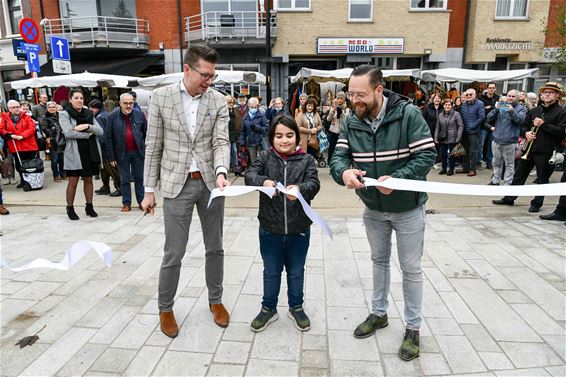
[43, 101, 65, 181]
[434, 99, 464, 176]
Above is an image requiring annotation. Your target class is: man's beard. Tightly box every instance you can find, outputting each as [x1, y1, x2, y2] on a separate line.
[354, 95, 378, 120]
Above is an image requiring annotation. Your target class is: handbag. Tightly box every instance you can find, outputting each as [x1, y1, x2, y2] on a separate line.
[317, 129, 329, 153]
[0, 151, 13, 178]
[449, 143, 466, 158]
[308, 135, 319, 151]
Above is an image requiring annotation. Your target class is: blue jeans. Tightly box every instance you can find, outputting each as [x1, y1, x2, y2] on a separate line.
[230, 142, 238, 170]
[117, 151, 144, 206]
[439, 143, 456, 173]
[259, 226, 310, 309]
[363, 205, 426, 330]
[477, 129, 493, 165]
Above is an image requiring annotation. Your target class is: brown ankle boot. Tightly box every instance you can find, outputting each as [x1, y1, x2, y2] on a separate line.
[159, 311, 179, 338]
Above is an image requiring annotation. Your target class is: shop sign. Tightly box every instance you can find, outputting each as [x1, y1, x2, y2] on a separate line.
[484, 38, 532, 50]
[317, 38, 404, 54]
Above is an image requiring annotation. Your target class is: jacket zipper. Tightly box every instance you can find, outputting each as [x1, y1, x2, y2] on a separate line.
[283, 159, 288, 235]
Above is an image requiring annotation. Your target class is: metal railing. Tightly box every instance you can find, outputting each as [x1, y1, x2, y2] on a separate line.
[43, 16, 150, 49]
[185, 11, 277, 43]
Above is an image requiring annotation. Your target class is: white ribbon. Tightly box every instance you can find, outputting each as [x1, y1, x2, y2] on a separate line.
[208, 185, 333, 239]
[1, 241, 112, 272]
[362, 177, 566, 196]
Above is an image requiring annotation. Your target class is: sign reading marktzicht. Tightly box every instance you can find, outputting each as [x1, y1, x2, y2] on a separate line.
[484, 38, 532, 50]
[317, 38, 404, 54]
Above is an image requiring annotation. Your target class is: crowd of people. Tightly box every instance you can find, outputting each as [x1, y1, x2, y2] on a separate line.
[1, 43, 565, 363]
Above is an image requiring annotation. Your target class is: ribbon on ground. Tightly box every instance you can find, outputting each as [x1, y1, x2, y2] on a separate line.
[208, 184, 333, 239]
[362, 177, 566, 196]
[1, 241, 112, 272]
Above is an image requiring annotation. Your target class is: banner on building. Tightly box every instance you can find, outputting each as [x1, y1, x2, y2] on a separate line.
[317, 38, 404, 54]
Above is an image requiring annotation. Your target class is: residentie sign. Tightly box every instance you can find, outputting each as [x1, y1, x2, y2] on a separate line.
[484, 38, 532, 50]
[317, 38, 404, 54]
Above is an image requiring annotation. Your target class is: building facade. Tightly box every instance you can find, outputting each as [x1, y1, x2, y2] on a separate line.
[1, 0, 564, 103]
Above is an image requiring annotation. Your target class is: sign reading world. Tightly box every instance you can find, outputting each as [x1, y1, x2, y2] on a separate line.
[317, 38, 404, 54]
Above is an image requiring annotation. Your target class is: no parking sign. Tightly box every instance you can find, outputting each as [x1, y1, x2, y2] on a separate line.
[19, 18, 40, 44]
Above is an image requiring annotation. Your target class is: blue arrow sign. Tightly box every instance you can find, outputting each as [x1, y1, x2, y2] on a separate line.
[26, 51, 40, 73]
[50, 36, 70, 61]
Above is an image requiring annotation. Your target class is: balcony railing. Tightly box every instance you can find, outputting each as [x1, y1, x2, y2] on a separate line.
[43, 16, 150, 49]
[185, 11, 277, 44]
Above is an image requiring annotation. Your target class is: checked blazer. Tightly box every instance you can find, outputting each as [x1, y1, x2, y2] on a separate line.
[144, 81, 230, 198]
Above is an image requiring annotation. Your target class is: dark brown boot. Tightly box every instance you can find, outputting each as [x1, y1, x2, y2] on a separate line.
[159, 311, 179, 338]
[210, 303, 230, 328]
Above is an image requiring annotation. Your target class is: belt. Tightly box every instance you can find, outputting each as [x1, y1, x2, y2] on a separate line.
[188, 171, 202, 179]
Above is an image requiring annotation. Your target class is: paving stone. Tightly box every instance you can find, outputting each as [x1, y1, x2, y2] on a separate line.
[374, 317, 406, 354]
[245, 359, 299, 376]
[423, 280, 454, 318]
[541, 334, 566, 361]
[89, 305, 140, 344]
[499, 341, 563, 368]
[545, 365, 566, 377]
[327, 330, 379, 361]
[461, 324, 501, 352]
[0, 341, 50, 376]
[304, 299, 327, 336]
[241, 262, 263, 295]
[419, 353, 452, 376]
[426, 317, 464, 335]
[56, 343, 107, 377]
[75, 297, 127, 328]
[510, 304, 564, 335]
[206, 364, 246, 376]
[426, 241, 474, 278]
[500, 267, 565, 322]
[302, 334, 327, 351]
[1, 280, 29, 294]
[494, 368, 552, 376]
[477, 351, 514, 370]
[301, 350, 329, 369]
[324, 260, 365, 307]
[329, 360, 384, 376]
[169, 317, 224, 353]
[466, 260, 516, 290]
[326, 306, 369, 331]
[452, 279, 541, 342]
[470, 243, 523, 267]
[305, 271, 325, 301]
[251, 318, 301, 361]
[382, 353, 422, 376]
[497, 290, 533, 304]
[122, 346, 165, 376]
[424, 267, 455, 292]
[222, 321, 255, 342]
[436, 335, 487, 374]
[438, 291, 479, 324]
[214, 340, 252, 364]
[1, 298, 38, 325]
[223, 256, 254, 286]
[299, 367, 328, 377]
[22, 327, 96, 376]
[231, 294, 262, 323]
[111, 313, 158, 349]
[152, 350, 212, 376]
[88, 347, 138, 373]
[8, 281, 61, 301]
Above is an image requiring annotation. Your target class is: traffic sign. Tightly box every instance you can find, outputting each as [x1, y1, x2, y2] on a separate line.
[20, 42, 41, 52]
[19, 18, 40, 44]
[26, 51, 40, 73]
[50, 36, 70, 61]
[53, 59, 72, 74]
[12, 38, 26, 60]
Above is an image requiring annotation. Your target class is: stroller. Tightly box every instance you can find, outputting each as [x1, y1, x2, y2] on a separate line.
[12, 140, 44, 191]
[315, 129, 329, 168]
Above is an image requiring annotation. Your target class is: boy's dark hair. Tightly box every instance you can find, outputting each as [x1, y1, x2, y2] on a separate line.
[183, 45, 219, 67]
[269, 114, 301, 147]
[351, 64, 383, 87]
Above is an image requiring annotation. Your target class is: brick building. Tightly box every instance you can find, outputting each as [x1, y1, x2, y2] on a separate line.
[1, 0, 564, 103]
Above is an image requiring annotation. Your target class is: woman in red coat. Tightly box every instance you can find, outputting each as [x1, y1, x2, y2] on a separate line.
[0, 100, 39, 188]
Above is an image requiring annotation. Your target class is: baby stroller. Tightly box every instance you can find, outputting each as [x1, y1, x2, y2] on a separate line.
[316, 129, 329, 168]
[12, 140, 44, 191]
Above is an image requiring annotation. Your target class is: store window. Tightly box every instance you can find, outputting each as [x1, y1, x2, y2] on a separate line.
[275, 0, 310, 11]
[495, 0, 528, 19]
[349, 0, 372, 21]
[375, 57, 393, 69]
[6, 0, 23, 35]
[410, 0, 446, 10]
[487, 57, 508, 71]
[397, 57, 422, 69]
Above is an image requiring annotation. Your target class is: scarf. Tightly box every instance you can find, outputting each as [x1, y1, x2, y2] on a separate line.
[270, 146, 306, 160]
[65, 105, 100, 163]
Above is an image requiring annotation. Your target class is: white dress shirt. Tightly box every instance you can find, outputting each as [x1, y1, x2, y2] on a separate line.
[180, 82, 201, 173]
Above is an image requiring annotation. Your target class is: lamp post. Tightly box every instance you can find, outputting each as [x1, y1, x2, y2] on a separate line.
[265, 0, 272, 103]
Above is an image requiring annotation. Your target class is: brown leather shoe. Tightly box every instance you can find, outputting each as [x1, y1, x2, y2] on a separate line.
[159, 311, 179, 338]
[210, 303, 230, 328]
[121, 205, 131, 212]
[467, 170, 477, 177]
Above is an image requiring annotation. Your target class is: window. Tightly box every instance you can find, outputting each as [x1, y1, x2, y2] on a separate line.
[496, 0, 528, 18]
[7, 0, 23, 35]
[397, 57, 422, 69]
[410, 0, 446, 10]
[275, 0, 310, 11]
[349, 0, 372, 21]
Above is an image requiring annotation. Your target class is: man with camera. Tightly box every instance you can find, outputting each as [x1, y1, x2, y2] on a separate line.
[486, 90, 526, 186]
[493, 82, 566, 213]
[326, 91, 349, 162]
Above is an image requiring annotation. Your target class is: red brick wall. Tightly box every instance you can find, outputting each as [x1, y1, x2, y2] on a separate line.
[544, 0, 565, 47]
[447, 0, 468, 48]
[28, 0, 60, 52]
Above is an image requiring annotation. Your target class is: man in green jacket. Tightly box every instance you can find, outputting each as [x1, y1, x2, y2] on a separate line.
[330, 65, 436, 361]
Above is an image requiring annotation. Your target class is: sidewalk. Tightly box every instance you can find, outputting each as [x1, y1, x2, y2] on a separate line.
[1, 167, 564, 376]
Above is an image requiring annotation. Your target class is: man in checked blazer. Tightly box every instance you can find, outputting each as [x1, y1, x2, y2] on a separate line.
[141, 45, 231, 338]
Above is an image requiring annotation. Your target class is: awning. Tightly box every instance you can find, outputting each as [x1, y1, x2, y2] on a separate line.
[4, 71, 136, 90]
[128, 70, 267, 89]
[419, 68, 539, 83]
[19, 55, 162, 80]
[290, 67, 421, 83]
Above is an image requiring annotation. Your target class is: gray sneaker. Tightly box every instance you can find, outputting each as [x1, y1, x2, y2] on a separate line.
[354, 313, 388, 338]
[287, 305, 310, 331]
[251, 306, 278, 332]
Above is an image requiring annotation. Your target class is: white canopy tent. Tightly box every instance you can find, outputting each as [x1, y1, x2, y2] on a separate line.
[418, 68, 539, 83]
[4, 71, 136, 90]
[128, 70, 267, 89]
[290, 67, 421, 83]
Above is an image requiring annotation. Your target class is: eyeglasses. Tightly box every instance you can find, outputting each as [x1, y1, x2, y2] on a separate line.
[190, 65, 218, 82]
[465, 93, 473, 96]
[346, 86, 378, 101]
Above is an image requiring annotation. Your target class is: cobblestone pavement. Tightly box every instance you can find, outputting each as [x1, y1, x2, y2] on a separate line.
[1, 168, 565, 376]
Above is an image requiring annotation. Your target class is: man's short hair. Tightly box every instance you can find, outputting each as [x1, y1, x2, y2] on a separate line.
[183, 45, 219, 67]
[350, 65, 383, 87]
[119, 93, 134, 102]
[487, 82, 496, 88]
[7, 100, 19, 108]
[88, 99, 103, 109]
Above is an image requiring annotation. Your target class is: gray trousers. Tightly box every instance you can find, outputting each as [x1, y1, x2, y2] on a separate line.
[491, 142, 516, 185]
[158, 177, 225, 311]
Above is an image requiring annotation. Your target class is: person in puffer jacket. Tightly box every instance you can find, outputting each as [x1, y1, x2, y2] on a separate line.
[245, 115, 320, 334]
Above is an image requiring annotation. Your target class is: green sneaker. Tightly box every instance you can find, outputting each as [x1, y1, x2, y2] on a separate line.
[353, 313, 388, 338]
[250, 306, 278, 332]
[287, 305, 311, 331]
[398, 329, 420, 361]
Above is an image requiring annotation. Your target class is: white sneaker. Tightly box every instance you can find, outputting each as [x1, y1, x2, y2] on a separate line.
[2, 178, 10, 185]
[9, 178, 17, 185]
